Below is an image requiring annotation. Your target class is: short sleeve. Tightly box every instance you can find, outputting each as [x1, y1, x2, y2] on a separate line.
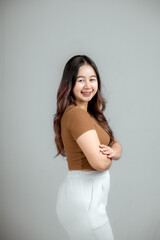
[67, 107, 95, 141]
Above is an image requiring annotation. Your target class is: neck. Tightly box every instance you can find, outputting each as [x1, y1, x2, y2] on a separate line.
[75, 102, 88, 112]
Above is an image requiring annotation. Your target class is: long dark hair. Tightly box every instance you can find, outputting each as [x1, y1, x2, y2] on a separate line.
[53, 55, 115, 157]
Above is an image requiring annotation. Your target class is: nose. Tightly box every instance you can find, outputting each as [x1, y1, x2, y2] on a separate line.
[84, 80, 91, 88]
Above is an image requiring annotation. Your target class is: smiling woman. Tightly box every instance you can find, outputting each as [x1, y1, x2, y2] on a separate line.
[72, 64, 98, 110]
[53, 55, 121, 240]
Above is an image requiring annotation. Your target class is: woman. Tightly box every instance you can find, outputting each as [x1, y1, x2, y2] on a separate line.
[53, 55, 122, 240]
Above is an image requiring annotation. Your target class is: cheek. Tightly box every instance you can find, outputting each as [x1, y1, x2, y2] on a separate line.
[72, 83, 81, 95]
[93, 82, 98, 91]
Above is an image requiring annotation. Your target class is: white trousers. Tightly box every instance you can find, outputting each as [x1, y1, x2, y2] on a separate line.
[56, 170, 114, 240]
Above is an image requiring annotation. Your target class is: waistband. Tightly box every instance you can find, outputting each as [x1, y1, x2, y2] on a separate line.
[67, 170, 109, 179]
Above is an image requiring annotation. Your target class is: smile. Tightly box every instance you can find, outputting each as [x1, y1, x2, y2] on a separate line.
[81, 91, 92, 96]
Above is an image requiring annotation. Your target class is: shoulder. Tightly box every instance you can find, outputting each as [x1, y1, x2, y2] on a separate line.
[61, 105, 95, 140]
[62, 105, 91, 122]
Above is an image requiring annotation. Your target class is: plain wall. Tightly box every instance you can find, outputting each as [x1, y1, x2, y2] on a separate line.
[1, 0, 160, 239]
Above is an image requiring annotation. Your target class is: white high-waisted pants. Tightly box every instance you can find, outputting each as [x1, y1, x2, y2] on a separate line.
[56, 170, 114, 240]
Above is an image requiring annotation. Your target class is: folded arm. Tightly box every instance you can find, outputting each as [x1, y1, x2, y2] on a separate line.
[99, 138, 122, 160]
[76, 129, 112, 171]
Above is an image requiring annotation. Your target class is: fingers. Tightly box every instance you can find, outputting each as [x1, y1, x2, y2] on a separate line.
[100, 148, 110, 153]
[99, 146, 112, 154]
[107, 153, 114, 158]
[99, 144, 114, 158]
[99, 144, 109, 151]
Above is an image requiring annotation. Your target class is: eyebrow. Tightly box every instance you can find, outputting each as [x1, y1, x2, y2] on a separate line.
[77, 75, 97, 79]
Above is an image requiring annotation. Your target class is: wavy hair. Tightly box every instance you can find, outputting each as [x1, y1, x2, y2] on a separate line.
[53, 55, 115, 157]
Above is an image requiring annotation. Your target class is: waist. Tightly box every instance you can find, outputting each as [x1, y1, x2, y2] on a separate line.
[67, 169, 109, 180]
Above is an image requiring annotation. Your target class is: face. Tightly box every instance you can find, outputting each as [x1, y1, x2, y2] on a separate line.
[72, 64, 98, 107]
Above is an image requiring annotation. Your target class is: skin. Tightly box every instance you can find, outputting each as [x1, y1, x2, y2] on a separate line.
[73, 64, 122, 167]
[99, 140, 122, 160]
[73, 63, 98, 112]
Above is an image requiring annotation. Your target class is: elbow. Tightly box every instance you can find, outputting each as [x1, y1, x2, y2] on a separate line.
[93, 157, 112, 171]
[99, 161, 112, 171]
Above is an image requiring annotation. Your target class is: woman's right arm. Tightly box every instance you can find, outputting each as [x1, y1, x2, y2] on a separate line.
[76, 129, 112, 171]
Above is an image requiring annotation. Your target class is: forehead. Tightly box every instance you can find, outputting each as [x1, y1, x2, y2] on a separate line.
[77, 64, 96, 77]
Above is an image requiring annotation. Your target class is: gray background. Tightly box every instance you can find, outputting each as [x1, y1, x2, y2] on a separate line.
[1, 0, 160, 239]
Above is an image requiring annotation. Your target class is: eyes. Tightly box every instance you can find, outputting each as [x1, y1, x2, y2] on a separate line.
[77, 79, 96, 82]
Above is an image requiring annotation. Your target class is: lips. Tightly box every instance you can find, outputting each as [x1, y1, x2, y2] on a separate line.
[81, 91, 92, 97]
[81, 91, 92, 93]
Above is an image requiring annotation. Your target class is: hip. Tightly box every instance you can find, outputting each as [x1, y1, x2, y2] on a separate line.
[56, 170, 111, 228]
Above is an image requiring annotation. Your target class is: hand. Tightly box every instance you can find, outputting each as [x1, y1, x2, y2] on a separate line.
[99, 140, 122, 160]
[99, 144, 115, 160]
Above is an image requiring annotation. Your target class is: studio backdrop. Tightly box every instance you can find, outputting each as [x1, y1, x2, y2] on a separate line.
[1, 0, 160, 240]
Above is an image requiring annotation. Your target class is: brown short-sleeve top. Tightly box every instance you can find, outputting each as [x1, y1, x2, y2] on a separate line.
[61, 104, 110, 171]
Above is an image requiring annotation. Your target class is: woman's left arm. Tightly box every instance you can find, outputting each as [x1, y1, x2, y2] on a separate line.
[99, 138, 122, 160]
